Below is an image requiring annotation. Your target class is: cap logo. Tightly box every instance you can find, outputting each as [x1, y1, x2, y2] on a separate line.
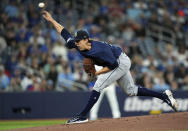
[75, 32, 77, 37]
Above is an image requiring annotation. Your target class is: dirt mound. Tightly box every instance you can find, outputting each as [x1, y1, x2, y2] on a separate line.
[12, 112, 188, 131]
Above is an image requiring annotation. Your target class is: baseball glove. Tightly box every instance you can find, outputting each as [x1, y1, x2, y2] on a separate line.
[83, 58, 96, 81]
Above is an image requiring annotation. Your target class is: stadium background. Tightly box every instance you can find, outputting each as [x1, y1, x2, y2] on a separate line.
[0, 0, 188, 119]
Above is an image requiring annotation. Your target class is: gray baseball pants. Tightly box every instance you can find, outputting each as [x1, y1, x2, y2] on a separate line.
[93, 52, 138, 96]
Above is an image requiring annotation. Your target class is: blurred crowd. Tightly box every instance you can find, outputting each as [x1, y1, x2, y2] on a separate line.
[0, 0, 188, 92]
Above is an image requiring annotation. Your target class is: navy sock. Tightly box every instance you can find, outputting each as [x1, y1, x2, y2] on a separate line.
[80, 90, 100, 117]
[137, 86, 164, 100]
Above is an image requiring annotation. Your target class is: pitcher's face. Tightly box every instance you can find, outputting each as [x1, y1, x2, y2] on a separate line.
[75, 39, 88, 51]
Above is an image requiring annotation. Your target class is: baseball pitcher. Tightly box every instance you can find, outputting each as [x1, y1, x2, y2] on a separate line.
[42, 10, 178, 124]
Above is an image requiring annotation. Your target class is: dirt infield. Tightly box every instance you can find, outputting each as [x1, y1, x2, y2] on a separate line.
[12, 112, 188, 131]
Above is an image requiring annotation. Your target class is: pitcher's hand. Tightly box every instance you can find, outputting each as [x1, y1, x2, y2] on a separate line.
[42, 11, 54, 22]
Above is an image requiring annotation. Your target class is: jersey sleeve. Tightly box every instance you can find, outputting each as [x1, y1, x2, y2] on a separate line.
[61, 28, 77, 49]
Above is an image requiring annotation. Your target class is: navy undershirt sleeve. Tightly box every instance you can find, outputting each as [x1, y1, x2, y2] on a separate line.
[60, 28, 76, 49]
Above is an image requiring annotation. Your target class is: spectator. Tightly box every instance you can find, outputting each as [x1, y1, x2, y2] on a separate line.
[0, 65, 10, 91]
[128, 41, 142, 58]
[172, 44, 188, 66]
[5, 1, 19, 18]
[164, 71, 178, 90]
[0, 0, 187, 92]
[46, 80, 54, 91]
[52, 41, 68, 62]
[153, 72, 170, 91]
[8, 77, 22, 92]
[72, 63, 88, 91]
[56, 64, 75, 91]
[182, 74, 188, 90]
[164, 64, 178, 90]
[31, 73, 42, 91]
[21, 69, 33, 91]
[47, 64, 58, 88]
[43, 55, 55, 75]
[137, 72, 153, 89]
[175, 63, 188, 88]
[0, 36, 7, 55]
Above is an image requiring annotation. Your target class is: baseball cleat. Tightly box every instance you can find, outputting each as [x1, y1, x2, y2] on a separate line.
[163, 90, 178, 112]
[66, 115, 88, 124]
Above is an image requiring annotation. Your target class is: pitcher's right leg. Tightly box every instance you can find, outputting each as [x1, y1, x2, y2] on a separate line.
[117, 71, 178, 112]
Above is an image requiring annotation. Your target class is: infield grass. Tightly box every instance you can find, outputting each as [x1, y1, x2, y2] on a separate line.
[0, 119, 66, 130]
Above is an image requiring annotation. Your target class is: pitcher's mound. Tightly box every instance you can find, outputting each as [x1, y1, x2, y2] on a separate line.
[14, 112, 188, 131]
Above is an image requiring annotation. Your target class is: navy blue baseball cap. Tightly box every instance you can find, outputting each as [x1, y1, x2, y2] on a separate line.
[74, 30, 89, 42]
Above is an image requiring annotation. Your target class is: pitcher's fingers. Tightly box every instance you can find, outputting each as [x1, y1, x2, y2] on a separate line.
[42, 10, 48, 14]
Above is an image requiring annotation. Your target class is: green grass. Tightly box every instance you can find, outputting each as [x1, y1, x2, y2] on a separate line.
[0, 119, 66, 130]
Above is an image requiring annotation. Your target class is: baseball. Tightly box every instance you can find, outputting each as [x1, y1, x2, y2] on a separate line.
[38, 2, 45, 8]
